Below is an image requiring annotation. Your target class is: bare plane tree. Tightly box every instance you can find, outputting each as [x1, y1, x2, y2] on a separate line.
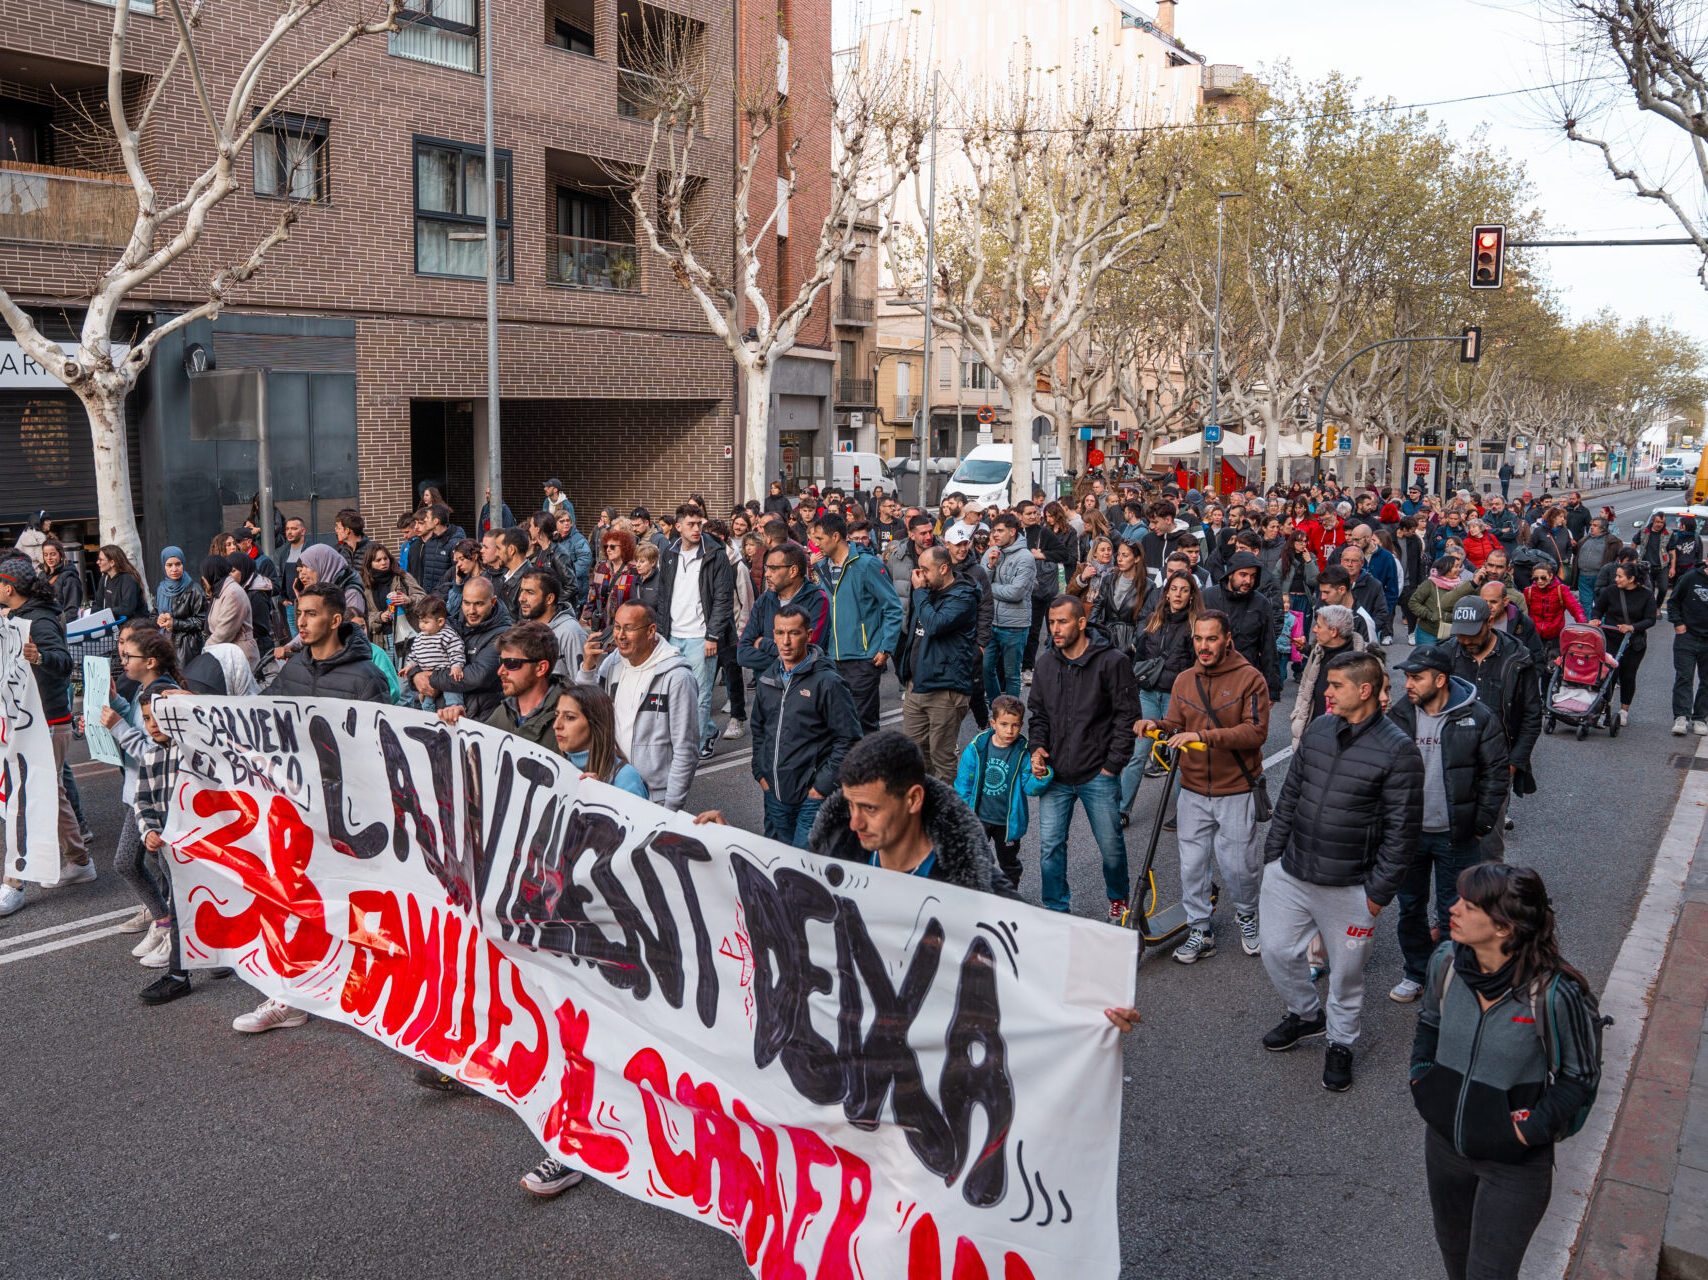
[0, 0, 404, 581]
[614, 22, 924, 502]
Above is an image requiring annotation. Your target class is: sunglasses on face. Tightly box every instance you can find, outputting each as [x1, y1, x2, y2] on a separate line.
[497, 657, 535, 671]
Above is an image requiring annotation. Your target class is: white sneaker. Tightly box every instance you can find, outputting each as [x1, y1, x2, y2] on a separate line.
[0, 884, 23, 917]
[1674, 716, 1689, 735]
[1389, 978, 1424, 1003]
[1619, 708, 1629, 726]
[1695, 721, 1707, 737]
[722, 719, 746, 740]
[131, 922, 166, 957]
[1236, 910, 1261, 956]
[232, 998, 309, 1034]
[57, 859, 97, 885]
[119, 906, 153, 934]
[139, 931, 173, 969]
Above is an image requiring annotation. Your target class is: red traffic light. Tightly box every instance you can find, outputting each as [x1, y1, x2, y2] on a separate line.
[1470, 223, 1506, 289]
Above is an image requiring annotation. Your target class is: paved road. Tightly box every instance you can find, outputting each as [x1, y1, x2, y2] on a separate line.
[0, 484, 1677, 1280]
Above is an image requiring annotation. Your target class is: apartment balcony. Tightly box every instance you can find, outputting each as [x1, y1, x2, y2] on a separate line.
[836, 294, 875, 326]
[1204, 63, 1247, 97]
[0, 163, 134, 249]
[893, 394, 916, 421]
[546, 233, 639, 292]
[836, 377, 875, 406]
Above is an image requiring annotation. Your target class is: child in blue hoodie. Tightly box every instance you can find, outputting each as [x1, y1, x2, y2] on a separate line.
[955, 695, 1050, 890]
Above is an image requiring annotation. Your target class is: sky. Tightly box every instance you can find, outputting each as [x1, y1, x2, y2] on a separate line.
[838, 0, 1708, 358]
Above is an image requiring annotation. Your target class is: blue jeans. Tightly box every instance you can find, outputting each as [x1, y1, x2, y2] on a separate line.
[668, 635, 718, 747]
[984, 625, 1028, 700]
[1577, 580, 1597, 618]
[1414, 630, 1442, 647]
[762, 791, 822, 849]
[1396, 830, 1484, 982]
[1120, 689, 1171, 812]
[1038, 771, 1129, 912]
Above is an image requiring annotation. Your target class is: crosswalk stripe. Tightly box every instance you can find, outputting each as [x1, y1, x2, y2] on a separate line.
[0, 907, 138, 950]
[0, 923, 130, 966]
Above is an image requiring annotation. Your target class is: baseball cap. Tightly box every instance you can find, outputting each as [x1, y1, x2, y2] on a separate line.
[944, 525, 973, 547]
[1449, 596, 1491, 637]
[543, 477, 563, 490]
[1395, 648, 1454, 676]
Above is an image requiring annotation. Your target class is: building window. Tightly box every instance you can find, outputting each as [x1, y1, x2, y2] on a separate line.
[938, 346, 952, 387]
[838, 339, 857, 372]
[253, 114, 329, 202]
[84, 0, 155, 13]
[391, 0, 479, 73]
[413, 137, 511, 279]
[963, 360, 991, 390]
[550, 18, 595, 54]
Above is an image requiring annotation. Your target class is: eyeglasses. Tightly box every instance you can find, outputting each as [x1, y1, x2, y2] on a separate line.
[496, 657, 535, 671]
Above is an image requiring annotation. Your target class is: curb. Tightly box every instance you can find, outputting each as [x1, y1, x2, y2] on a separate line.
[1528, 730, 1708, 1279]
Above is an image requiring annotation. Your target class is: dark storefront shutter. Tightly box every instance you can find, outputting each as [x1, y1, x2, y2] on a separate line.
[0, 390, 143, 525]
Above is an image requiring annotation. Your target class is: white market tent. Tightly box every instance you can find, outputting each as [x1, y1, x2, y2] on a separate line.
[1151, 430, 1384, 460]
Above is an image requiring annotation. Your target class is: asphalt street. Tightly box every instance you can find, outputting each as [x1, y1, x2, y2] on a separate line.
[0, 482, 1679, 1280]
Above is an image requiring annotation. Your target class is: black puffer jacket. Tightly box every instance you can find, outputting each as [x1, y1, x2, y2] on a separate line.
[1448, 629, 1542, 778]
[1202, 552, 1281, 699]
[1264, 709, 1423, 905]
[431, 602, 513, 719]
[1027, 631, 1142, 784]
[266, 621, 390, 703]
[1386, 677, 1510, 844]
[809, 774, 1016, 898]
[9, 596, 73, 723]
[1132, 605, 1194, 692]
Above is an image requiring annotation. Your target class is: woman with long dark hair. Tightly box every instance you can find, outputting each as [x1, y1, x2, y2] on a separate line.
[359, 542, 424, 656]
[94, 544, 147, 620]
[1591, 561, 1657, 726]
[1411, 864, 1601, 1280]
[551, 684, 648, 797]
[40, 538, 82, 621]
[1084, 540, 1148, 655]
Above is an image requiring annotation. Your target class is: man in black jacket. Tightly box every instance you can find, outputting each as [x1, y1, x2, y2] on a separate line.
[0, 557, 92, 916]
[1447, 595, 1542, 860]
[415, 576, 511, 719]
[1260, 650, 1423, 1092]
[267, 584, 391, 702]
[1384, 648, 1508, 1003]
[900, 547, 979, 782]
[747, 604, 863, 847]
[1202, 551, 1281, 702]
[415, 503, 462, 595]
[1028, 595, 1143, 920]
[656, 503, 736, 757]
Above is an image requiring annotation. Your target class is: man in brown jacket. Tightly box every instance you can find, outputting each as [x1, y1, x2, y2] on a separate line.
[1135, 610, 1272, 964]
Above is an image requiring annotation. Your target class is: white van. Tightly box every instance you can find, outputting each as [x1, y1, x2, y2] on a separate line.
[831, 451, 890, 496]
[944, 443, 1061, 509]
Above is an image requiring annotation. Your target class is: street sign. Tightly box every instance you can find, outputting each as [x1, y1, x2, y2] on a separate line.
[1078, 427, 1094, 440]
[1338, 435, 1351, 452]
[723, 444, 733, 459]
[976, 405, 995, 425]
[849, 413, 863, 430]
[1086, 448, 1106, 467]
[1413, 458, 1430, 474]
[1247, 435, 1256, 456]
[1204, 423, 1222, 444]
[1454, 440, 1469, 456]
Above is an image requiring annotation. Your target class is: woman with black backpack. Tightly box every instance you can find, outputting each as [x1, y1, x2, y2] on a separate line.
[1410, 864, 1604, 1280]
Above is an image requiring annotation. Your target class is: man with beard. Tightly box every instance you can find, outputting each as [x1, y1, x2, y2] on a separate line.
[516, 564, 586, 675]
[1203, 550, 1281, 702]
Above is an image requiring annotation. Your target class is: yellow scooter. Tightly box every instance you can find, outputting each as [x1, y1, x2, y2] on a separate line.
[1120, 730, 1215, 962]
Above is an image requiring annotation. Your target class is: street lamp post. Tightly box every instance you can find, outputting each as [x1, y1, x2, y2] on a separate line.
[482, 0, 502, 526]
[1204, 191, 1242, 495]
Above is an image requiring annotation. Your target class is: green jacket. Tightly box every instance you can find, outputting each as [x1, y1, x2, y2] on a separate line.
[484, 673, 572, 749]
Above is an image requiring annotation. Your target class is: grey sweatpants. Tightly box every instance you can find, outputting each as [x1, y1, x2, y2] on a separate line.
[1177, 787, 1262, 930]
[1258, 861, 1378, 1048]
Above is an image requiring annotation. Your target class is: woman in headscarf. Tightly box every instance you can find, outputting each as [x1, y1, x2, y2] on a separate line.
[296, 542, 366, 618]
[202, 554, 257, 665]
[154, 546, 207, 665]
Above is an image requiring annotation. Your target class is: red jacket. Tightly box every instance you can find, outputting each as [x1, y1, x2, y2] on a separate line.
[1304, 520, 1346, 570]
[1461, 532, 1499, 568]
[1523, 578, 1585, 641]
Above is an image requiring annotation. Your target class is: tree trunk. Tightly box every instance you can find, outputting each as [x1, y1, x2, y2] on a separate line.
[742, 363, 775, 506]
[81, 387, 149, 600]
[1389, 433, 1406, 488]
[1009, 379, 1036, 507]
[1263, 413, 1282, 494]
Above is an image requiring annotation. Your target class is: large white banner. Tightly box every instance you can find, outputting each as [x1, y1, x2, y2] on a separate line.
[1, 616, 63, 885]
[156, 695, 1136, 1280]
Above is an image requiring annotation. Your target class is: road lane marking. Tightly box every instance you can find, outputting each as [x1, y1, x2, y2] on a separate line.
[0, 923, 130, 966]
[0, 907, 138, 950]
[695, 708, 904, 776]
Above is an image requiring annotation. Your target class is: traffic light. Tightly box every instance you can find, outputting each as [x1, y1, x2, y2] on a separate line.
[1460, 325, 1482, 363]
[1324, 424, 1338, 453]
[1311, 431, 1323, 458]
[1470, 224, 1505, 289]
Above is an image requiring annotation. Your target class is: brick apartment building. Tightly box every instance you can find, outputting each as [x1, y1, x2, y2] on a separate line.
[0, 0, 830, 566]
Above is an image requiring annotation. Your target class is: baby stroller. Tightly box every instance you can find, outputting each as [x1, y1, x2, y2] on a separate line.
[1542, 622, 1627, 741]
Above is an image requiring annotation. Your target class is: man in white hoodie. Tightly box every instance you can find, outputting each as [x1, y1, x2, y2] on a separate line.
[576, 602, 701, 809]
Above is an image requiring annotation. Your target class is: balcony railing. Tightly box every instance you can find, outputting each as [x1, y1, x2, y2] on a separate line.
[837, 294, 874, 324]
[0, 163, 134, 249]
[547, 233, 640, 292]
[893, 394, 916, 421]
[836, 377, 875, 406]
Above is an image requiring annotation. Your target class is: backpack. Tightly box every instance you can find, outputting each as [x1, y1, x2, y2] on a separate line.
[1438, 961, 1611, 1140]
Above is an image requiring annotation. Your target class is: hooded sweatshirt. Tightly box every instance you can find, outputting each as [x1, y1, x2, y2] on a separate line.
[578, 638, 701, 809]
[1156, 648, 1272, 796]
[985, 538, 1038, 630]
[1202, 550, 1281, 697]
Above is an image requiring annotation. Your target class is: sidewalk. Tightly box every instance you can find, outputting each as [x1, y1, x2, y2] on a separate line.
[1553, 735, 1708, 1280]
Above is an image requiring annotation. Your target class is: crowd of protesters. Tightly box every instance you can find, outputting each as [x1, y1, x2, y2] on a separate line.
[0, 466, 1631, 1277]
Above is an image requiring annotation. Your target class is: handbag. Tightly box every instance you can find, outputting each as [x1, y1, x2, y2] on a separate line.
[1196, 675, 1272, 821]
